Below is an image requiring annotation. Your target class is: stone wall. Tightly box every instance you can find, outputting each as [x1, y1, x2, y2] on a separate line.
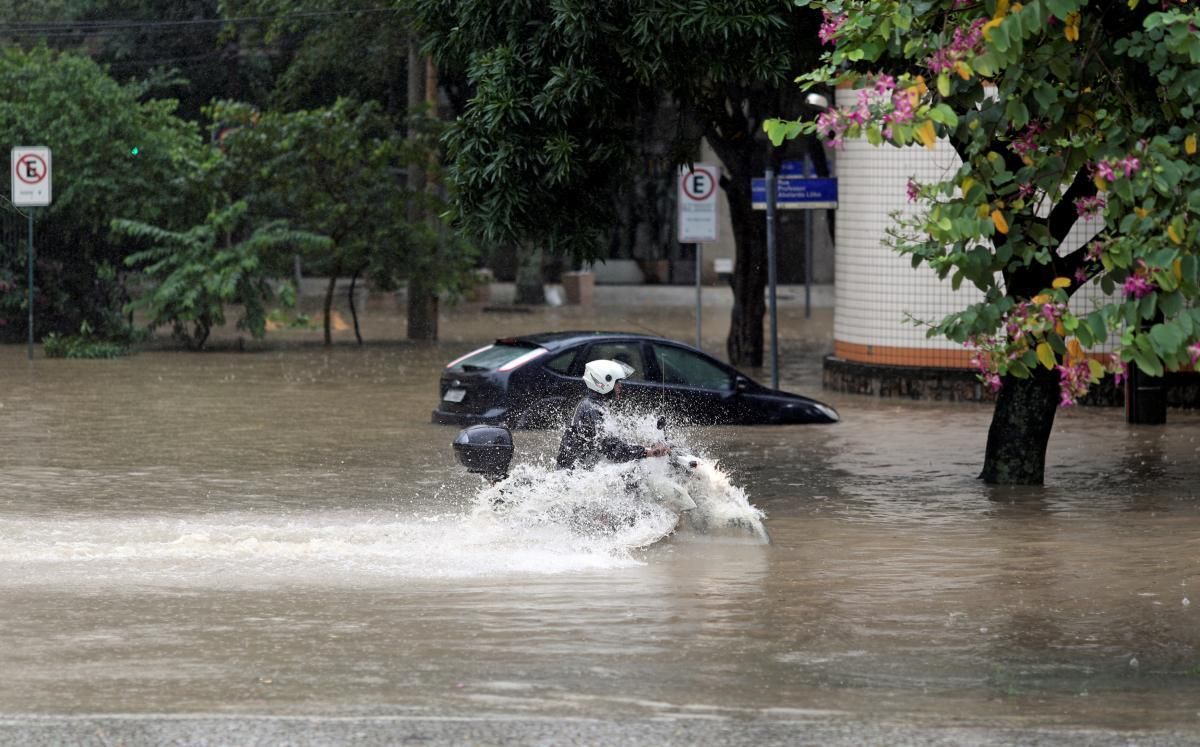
[823, 355, 1200, 409]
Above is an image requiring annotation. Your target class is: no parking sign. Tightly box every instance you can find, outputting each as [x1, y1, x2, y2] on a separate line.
[677, 164, 718, 243]
[11, 146, 52, 207]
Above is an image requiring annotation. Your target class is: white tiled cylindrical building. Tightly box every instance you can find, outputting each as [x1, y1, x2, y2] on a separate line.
[827, 86, 1110, 397]
[831, 87, 979, 369]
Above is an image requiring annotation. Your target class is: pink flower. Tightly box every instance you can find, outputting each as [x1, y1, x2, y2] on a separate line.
[1011, 122, 1046, 158]
[1074, 267, 1090, 284]
[1094, 160, 1115, 181]
[1086, 240, 1105, 262]
[816, 110, 847, 149]
[1189, 343, 1200, 365]
[906, 178, 920, 202]
[1120, 156, 1141, 177]
[1074, 194, 1106, 218]
[1113, 360, 1128, 387]
[889, 89, 915, 124]
[819, 11, 846, 45]
[984, 373, 1002, 394]
[925, 19, 987, 74]
[1056, 360, 1091, 407]
[1122, 273, 1155, 299]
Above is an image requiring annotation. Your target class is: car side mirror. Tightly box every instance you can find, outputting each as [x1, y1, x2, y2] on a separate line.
[723, 376, 748, 399]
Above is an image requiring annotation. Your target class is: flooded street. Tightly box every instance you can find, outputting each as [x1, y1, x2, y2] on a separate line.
[1, 292, 1198, 744]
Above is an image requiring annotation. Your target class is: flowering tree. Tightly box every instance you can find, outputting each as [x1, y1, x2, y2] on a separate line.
[767, 0, 1200, 484]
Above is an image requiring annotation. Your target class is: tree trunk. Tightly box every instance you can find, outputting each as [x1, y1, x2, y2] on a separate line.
[405, 39, 439, 341]
[348, 266, 363, 345]
[406, 274, 439, 340]
[704, 108, 772, 368]
[979, 365, 1061, 484]
[322, 274, 337, 346]
[719, 155, 767, 368]
[514, 243, 545, 305]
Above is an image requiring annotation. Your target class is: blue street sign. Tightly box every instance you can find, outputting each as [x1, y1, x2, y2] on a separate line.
[780, 158, 813, 177]
[752, 176, 838, 210]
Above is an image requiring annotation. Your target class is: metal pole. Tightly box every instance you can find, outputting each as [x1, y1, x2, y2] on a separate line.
[766, 168, 779, 390]
[804, 209, 813, 319]
[27, 208, 33, 361]
[695, 243, 702, 350]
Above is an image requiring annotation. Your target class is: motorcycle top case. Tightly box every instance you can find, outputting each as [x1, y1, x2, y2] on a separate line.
[453, 425, 514, 477]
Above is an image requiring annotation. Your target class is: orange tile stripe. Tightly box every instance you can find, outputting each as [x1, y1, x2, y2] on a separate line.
[834, 341, 1120, 370]
[834, 340, 972, 368]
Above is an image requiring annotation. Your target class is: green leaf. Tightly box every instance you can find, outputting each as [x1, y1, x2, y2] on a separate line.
[1005, 98, 1030, 129]
[1149, 322, 1185, 356]
[1132, 348, 1164, 378]
[1160, 290, 1184, 317]
[1033, 83, 1058, 111]
[1045, 0, 1084, 19]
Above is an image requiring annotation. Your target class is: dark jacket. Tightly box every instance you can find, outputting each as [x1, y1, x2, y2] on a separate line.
[555, 394, 647, 470]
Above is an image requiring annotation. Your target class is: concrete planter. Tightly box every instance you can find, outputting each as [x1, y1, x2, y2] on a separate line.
[562, 271, 595, 305]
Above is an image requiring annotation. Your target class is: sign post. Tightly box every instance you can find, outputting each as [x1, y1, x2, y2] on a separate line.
[678, 164, 719, 350]
[765, 166, 779, 389]
[752, 160, 838, 388]
[752, 173, 838, 319]
[12, 146, 53, 360]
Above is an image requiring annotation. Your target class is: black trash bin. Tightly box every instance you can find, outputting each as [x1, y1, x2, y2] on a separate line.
[1125, 363, 1167, 425]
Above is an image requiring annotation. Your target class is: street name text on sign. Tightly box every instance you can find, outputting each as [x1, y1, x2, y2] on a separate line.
[677, 163, 719, 242]
[11, 146, 52, 207]
[751, 176, 837, 210]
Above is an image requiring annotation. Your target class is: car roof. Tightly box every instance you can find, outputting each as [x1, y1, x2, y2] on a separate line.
[495, 331, 672, 353]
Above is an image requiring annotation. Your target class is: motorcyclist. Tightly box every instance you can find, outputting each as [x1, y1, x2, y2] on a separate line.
[555, 359, 670, 470]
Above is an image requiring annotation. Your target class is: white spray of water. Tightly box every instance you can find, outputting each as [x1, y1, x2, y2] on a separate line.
[0, 416, 766, 588]
[473, 412, 769, 548]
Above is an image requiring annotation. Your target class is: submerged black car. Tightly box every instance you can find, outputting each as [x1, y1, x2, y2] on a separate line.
[431, 331, 839, 428]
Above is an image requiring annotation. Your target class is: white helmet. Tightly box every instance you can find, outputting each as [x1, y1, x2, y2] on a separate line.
[583, 359, 634, 395]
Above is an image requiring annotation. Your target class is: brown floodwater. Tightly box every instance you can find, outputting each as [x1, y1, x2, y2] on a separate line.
[0, 294, 1197, 735]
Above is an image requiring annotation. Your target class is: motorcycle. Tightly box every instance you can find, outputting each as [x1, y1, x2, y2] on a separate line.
[451, 423, 769, 548]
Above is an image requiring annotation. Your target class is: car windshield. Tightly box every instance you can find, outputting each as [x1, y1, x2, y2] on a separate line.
[446, 343, 545, 373]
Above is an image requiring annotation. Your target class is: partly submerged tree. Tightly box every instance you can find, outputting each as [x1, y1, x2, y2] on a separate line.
[209, 97, 477, 345]
[768, 0, 1200, 484]
[114, 201, 331, 349]
[410, 0, 825, 366]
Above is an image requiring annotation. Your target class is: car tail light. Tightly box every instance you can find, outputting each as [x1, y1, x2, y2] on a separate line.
[498, 348, 548, 371]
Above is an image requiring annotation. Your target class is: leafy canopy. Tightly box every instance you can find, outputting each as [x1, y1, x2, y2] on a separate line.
[208, 98, 476, 296]
[768, 0, 1200, 405]
[412, 0, 817, 262]
[0, 45, 204, 339]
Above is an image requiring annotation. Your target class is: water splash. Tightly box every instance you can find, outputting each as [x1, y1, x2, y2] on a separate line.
[472, 414, 769, 550]
[0, 416, 766, 588]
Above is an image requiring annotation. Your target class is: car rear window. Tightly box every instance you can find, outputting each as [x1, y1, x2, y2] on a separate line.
[446, 343, 546, 373]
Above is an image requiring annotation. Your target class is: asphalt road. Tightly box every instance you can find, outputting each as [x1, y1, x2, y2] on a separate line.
[0, 715, 1195, 747]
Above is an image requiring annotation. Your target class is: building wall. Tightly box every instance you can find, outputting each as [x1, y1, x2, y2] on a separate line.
[831, 88, 1111, 371]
